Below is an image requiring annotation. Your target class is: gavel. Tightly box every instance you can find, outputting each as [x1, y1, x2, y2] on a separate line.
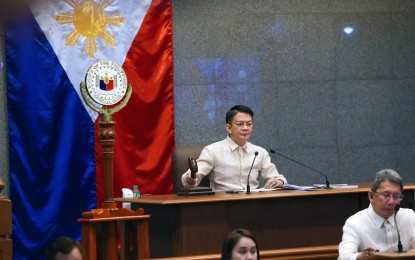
[188, 157, 198, 179]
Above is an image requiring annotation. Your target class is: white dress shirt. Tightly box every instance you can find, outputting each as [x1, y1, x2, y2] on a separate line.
[181, 136, 286, 191]
[338, 203, 415, 260]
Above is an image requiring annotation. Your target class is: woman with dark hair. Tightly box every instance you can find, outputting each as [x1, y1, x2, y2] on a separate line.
[221, 228, 259, 260]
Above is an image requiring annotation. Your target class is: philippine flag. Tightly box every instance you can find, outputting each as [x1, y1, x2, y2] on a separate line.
[5, 0, 174, 259]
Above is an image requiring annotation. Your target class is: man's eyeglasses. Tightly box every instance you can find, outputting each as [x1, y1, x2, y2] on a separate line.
[374, 191, 404, 201]
[233, 121, 253, 128]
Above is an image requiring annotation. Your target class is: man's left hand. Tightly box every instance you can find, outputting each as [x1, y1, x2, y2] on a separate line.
[265, 178, 284, 189]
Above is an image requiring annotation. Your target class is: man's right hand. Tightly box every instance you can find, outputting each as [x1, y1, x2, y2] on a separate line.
[357, 247, 377, 260]
[185, 174, 197, 186]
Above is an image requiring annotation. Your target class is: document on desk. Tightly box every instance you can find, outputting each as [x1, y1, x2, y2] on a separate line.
[225, 187, 281, 193]
[313, 183, 359, 189]
[251, 187, 281, 192]
[381, 245, 398, 253]
[283, 184, 322, 191]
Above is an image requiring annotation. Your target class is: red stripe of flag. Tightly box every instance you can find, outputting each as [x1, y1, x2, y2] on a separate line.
[94, 0, 174, 205]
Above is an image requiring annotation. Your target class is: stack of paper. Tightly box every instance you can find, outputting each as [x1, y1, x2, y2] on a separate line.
[313, 184, 358, 189]
[283, 184, 322, 191]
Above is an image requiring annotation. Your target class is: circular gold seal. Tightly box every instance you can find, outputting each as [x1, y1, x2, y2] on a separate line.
[85, 60, 128, 105]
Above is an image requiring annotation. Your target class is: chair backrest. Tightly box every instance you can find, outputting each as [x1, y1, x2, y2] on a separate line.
[172, 144, 209, 193]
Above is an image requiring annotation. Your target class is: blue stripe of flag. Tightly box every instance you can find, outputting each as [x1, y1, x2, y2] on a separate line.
[5, 10, 96, 259]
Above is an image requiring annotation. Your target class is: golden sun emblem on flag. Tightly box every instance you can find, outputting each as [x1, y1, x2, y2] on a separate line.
[54, 0, 125, 57]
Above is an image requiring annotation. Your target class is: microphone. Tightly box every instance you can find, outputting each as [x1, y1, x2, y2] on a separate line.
[269, 149, 331, 189]
[246, 151, 259, 194]
[394, 204, 404, 252]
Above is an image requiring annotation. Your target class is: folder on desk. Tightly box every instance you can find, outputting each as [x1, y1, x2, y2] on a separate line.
[177, 186, 215, 196]
[313, 183, 359, 189]
[283, 184, 322, 191]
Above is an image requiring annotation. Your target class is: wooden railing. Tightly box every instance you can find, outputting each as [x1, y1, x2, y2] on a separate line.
[147, 244, 339, 260]
[77, 207, 150, 260]
[0, 177, 12, 260]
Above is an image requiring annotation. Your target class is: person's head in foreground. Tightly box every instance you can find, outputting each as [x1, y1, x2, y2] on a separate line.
[369, 168, 404, 219]
[45, 236, 83, 260]
[221, 228, 259, 260]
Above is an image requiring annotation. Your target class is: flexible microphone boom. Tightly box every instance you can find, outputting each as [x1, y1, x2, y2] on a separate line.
[269, 149, 331, 189]
[394, 204, 404, 252]
[246, 151, 259, 194]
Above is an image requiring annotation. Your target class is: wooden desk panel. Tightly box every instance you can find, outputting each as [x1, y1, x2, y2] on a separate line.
[115, 183, 415, 258]
[227, 193, 362, 249]
[147, 245, 340, 260]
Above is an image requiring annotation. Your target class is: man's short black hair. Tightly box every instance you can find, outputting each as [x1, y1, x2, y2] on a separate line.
[226, 105, 254, 124]
[45, 236, 84, 260]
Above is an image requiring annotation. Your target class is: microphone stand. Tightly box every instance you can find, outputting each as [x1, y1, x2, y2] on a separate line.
[394, 205, 404, 252]
[246, 151, 259, 194]
[269, 149, 331, 189]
